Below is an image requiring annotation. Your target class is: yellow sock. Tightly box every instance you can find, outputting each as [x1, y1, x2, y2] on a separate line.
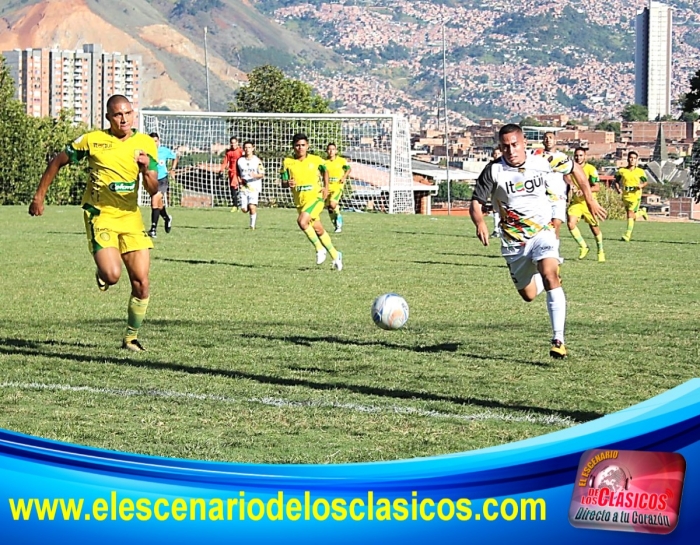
[319, 232, 339, 260]
[303, 226, 324, 251]
[125, 296, 149, 341]
[626, 218, 634, 237]
[569, 226, 586, 248]
[595, 233, 604, 252]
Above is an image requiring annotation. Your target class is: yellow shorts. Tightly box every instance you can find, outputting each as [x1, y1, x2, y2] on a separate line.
[83, 205, 153, 255]
[622, 192, 642, 213]
[567, 201, 599, 227]
[296, 195, 325, 223]
[326, 183, 344, 206]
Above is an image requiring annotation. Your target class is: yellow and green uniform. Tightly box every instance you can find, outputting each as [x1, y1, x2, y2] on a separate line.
[568, 162, 600, 226]
[282, 154, 327, 221]
[67, 129, 158, 255]
[325, 156, 350, 205]
[615, 166, 647, 213]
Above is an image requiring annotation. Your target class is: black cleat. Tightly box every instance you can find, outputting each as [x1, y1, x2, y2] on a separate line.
[164, 214, 173, 234]
[122, 338, 146, 352]
[95, 270, 109, 292]
[148, 229, 157, 239]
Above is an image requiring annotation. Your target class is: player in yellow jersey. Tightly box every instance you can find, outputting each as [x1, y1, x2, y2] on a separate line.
[613, 150, 648, 241]
[567, 148, 605, 262]
[324, 142, 351, 233]
[280, 133, 342, 270]
[29, 95, 159, 352]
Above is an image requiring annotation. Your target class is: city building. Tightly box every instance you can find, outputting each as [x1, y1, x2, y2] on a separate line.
[635, 1, 672, 121]
[2, 44, 141, 128]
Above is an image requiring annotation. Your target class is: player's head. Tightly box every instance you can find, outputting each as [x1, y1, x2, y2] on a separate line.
[542, 131, 556, 152]
[498, 124, 527, 167]
[243, 141, 255, 156]
[627, 150, 638, 167]
[326, 142, 337, 158]
[292, 133, 309, 158]
[574, 147, 587, 165]
[491, 148, 502, 161]
[149, 132, 160, 146]
[105, 95, 133, 138]
[229, 137, 239, 149]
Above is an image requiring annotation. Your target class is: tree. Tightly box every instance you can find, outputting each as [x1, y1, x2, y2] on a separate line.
[681, 69, 700, 114]
[232, 65, 332, 113]
[519, 116, 542, 127]
[690, 139, 700, 203]
[620, 104, 648, 122]
[594, 120, 620, 138]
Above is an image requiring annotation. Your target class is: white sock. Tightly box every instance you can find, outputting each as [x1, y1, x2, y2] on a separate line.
[250, 213, 257, 228]
[547, 287, 566, 343]
[534, 274, 545, 296]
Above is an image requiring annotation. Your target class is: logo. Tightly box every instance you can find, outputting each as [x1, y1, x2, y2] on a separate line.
[108, 182, 136, 194]
[99, 232, 111, 242]
[504, 174, 544, 195]
[569, 449, 685, 534]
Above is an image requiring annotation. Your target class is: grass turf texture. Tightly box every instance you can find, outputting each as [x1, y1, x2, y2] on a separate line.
[1, 206, 698, 464]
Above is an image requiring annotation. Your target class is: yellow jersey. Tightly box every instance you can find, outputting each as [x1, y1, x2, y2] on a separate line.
[282, 154, 327, 208]
[67, 129, 158, 213]
[615, 167, 647, 194]
[570, 162, 599, 205]
[325, 156, 350, 184]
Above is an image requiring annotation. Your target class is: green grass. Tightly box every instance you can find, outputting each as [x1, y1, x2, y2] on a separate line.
[1, 207, 699, 464]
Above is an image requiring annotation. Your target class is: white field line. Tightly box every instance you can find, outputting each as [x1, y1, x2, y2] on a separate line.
[0, 381, 575, 428]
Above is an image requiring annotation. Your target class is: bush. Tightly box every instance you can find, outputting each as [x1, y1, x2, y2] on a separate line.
[596, 186, 626, 220]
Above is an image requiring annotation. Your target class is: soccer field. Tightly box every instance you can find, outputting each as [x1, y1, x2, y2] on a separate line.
[1, 206, 698, 464]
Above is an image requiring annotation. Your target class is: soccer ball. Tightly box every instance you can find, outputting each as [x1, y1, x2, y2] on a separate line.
[371, 293, 409, 330]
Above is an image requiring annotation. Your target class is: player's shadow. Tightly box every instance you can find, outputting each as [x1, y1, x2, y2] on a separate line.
[0, 337, 98, 349]
[0, 339, 602, 423]
[440, 252, 502, 259]
[154, 257, 257, 268]
[625, 239, 698, 245]
[46, 231, 84, 236]
[392, 230, 466, 238]
[411, 260, 501, 268]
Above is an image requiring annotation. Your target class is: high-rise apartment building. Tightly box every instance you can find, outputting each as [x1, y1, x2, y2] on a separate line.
[635, 1, 672, 121]
[2, 44, 141, 128]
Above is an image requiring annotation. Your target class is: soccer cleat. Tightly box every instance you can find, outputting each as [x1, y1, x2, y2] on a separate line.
[332, 251, 343, 271]
[335, 225, 342, 233]
[578, 246, 589, 260]
[335, 215, 343, 233]
[621, 234, 630, 242]
[549, 339, 567, 359]
[148, 229, 157, 239]
[490, 231, 501, 239]
[230, 207, 237, 213]
[164, 214, 173, 234]
[597, 251, 606, 263]
[95, 270, 109, 292]
[122, 338, 146, 352]
[640, 207, 649, 221]
[316, 248, 327, 265]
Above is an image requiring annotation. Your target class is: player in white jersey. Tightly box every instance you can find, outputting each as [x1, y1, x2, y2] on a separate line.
[470, 124, 607, 359]
[542, 131, 568, 238]
[236, 141, 264, 229]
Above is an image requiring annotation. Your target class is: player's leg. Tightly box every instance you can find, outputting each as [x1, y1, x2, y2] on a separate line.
[229, 177, 239, 211]
[121, 249, 151, 351]
[249, 204, 257, 229]
[588, 219, 605, 262]
[158, 179, 172, 234]
[567, 206, 589, 260]
[84, 207, 122, 291]
[621, 196, 638, 241]
[298, 208, 326, 264]
[310, 201, 341, 269]
[551, 199, 566, 239]
[149, 191, 163, 238]
[491, 209, 501, 238]
[239, 191, 250, 216]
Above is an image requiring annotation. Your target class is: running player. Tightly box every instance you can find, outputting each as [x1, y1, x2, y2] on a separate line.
[613, 151, 648, 242]
[470, 124, 607, 359]
[542, 131, 567, 239]
[324, 142, 351, 233]
[29, 95, 159, 352]
[567, 148, 605, 262]
[236, 141, 264, 230]
[222, 137, 243, 211]
[148, 132, 177, 238]
[281, 133, 342, 270]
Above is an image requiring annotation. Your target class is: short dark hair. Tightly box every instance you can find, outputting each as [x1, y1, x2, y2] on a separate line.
[243, 140, 254, 148]
[574, 147, 586, 154]
[326, 142, 337, 148]
[543, 131, 555, 138]
[106, 94, 130, 112]
[149, 132, 159, 139]
[628, 150, 639, 158]
[498, 124, 523, 139]
[292, 133, 308, 145]
[230, 136, 238, 143]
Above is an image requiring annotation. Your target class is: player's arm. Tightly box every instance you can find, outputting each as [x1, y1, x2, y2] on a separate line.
[612, 172, 622, 193]
[319, 162, 329, 200]
[138, 151, 159, 197]
[340, 162, 351, 183]
[253, 158, 264, 180]
[280, 160, 294, 189]
[170, 150, 178, 175]
[470, 165, 495, 246]
[29, 151, 70, 216]
[639, 172, 648, 189]
[568, 162, 607, 221]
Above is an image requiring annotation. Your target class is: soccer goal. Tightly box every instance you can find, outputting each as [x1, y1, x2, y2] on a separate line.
[139, 111, 416, 213]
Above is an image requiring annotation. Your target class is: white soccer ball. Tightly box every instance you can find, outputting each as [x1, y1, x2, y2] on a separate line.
[371, 293, 409, 330]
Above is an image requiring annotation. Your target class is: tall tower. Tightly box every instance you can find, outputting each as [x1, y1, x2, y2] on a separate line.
[635, 1, 672, 121]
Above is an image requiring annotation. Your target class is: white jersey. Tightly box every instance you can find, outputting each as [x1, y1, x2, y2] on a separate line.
[237, 155, 264, 191]
[473, 153, 574, 246]
[545, 150, 570, 201]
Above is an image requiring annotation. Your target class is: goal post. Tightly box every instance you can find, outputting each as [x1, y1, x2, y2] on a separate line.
[139, 111, 415, 213]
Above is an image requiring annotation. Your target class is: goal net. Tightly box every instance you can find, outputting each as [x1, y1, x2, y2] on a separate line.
[139, 111, 415, 213]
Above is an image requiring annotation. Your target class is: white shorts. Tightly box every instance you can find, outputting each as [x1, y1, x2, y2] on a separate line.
[551, 199, 567, 223]
[502, 229, 562, 290]
[240, 180, 262, 209]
